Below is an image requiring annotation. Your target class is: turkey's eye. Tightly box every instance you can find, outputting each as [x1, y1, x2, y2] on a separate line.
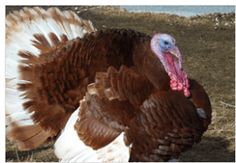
[164, 41, 169, 45]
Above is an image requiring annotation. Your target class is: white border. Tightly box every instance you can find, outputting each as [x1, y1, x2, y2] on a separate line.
[3, 0, 236, 5]
[0, 2, 5, 163]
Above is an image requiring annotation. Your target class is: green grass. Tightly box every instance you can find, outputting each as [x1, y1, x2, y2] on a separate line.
[6, 6, 235, 162]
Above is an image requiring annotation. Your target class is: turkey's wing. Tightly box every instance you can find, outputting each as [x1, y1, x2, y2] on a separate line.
[127, 91, 203, 161]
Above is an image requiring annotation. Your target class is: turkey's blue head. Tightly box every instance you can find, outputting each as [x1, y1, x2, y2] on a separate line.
[150, 33, 190, 97]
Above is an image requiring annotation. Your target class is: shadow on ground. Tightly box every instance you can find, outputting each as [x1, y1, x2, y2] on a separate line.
[180, 136, 235, 162]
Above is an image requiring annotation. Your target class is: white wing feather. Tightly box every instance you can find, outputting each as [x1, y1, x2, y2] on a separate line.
[54, 108, 130, 162]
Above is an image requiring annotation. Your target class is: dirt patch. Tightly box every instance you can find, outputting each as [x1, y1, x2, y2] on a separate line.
[6, 6, 235, 162]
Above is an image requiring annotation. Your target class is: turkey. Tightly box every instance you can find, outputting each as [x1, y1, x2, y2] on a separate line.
[6, 7, 212, 162]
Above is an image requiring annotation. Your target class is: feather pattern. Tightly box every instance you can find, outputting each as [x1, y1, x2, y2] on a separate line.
[74, 66, 211, 161]
[6, 7, 96, 150]
[127, 91, 203, 161]
[54, 109, 130, 162]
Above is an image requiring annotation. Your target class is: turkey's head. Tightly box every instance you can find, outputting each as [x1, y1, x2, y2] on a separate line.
[150, 33, 190, 97]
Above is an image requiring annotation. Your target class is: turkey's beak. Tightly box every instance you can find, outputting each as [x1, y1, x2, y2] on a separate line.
[169, 46, 183, 68]
[170, 47, 180, 60]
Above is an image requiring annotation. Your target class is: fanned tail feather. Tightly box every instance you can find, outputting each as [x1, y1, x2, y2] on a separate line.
[6, 7, 95, 80]
[6, 87, 53, 151]
[6, 7, 96, 150]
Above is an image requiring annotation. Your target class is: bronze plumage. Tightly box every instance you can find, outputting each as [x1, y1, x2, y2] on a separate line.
[6, 7, 212, 162]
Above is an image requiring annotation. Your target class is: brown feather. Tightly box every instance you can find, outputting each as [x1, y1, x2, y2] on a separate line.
[75, 117, 121, 150]
[17, 29, 150, 136]
[127, 91, 204, 161]
[74, 68, 143, 149]
[189, 79, 212, 131]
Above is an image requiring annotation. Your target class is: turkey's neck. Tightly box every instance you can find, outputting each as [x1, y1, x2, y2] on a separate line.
[150, 36, 190, 97]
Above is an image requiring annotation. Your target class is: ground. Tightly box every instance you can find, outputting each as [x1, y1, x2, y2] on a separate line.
[6, 6, 235, 162]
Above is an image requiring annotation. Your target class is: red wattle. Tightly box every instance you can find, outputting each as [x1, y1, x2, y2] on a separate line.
[164, 52, 190, 97]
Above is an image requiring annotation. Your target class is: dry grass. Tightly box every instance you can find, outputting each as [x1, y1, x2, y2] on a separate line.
[6, 140, 58, 162]
[6, 6, 235, 162]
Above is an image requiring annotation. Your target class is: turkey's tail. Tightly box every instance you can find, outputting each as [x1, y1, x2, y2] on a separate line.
[6, 82, 53, 150]
[5, 7, 96, 150]
[6, 7, 95, 80]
